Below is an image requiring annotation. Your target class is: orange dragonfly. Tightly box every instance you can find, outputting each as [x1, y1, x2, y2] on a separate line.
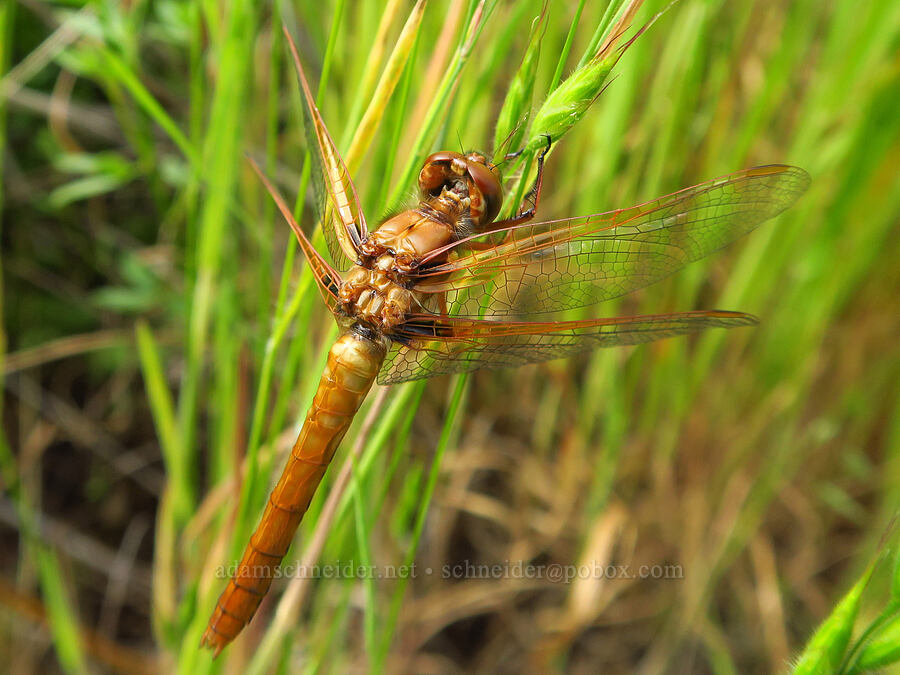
[201, 31, 809, 655]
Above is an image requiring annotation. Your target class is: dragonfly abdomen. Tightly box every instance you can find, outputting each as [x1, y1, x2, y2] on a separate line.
[201, 330, 386, 656]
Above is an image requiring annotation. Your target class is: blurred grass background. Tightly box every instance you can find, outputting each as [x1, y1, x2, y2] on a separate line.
[2, 0, 899, 673]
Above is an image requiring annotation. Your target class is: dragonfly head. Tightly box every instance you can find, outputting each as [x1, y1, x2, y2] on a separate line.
[418, 151, 503, 229]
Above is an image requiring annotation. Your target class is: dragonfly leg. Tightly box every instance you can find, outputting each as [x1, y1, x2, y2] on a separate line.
[498, 147, 525, 163]
[462, 135, 552, 253]
[487, 134, 552, 237]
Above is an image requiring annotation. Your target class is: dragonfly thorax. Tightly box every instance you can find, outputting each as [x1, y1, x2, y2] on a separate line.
[361, 208, 459, 271]
[339, 264, 416, 331]
[359, 151, 503, 272]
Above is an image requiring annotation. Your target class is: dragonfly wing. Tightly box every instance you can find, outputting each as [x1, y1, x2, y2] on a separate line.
[378, 310, 756, 384]
[284, 28, 367, 270]
[413, 165, 810, 316]
[249, 159, 342, 313]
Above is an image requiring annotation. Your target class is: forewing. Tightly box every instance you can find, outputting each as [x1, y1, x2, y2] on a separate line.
[412, 165, 810, 316]
[378, 310, 756, 384]
[284, 28, 366, 270]
[249, 159, 342, 313]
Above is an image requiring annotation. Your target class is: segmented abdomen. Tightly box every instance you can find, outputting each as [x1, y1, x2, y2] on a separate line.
[201, 331, 385, 656]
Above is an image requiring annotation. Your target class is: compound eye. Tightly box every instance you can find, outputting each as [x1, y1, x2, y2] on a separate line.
[418, 151, 462, 195]
[465, 160, 503, 227]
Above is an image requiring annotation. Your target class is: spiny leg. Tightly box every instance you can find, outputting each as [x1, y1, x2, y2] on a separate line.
[467, 134, 552, 252]
[494, 133, 552, 230]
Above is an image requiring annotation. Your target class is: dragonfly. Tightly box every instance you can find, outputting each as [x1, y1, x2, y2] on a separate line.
[201, 30, 809, 656]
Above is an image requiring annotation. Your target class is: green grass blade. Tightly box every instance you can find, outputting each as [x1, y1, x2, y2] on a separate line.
[793, 561, 875, 674]
[374, 374, 471, 670]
